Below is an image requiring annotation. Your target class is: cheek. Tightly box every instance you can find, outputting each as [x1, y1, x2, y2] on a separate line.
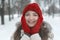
[35, 17, 39, 21]
[25, 16, 29, 21]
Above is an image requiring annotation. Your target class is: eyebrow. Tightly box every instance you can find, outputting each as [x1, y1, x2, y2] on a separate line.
[33, 13, 38, 15]
[25, 11, 38, 15]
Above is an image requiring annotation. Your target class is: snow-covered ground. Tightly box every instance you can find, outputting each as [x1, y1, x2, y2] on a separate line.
[43, 14, 60, 40]
[0, 13, 21, 40]
[0, 13, 60, 40]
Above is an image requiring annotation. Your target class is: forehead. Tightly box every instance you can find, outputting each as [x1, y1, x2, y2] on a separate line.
[25, 11, 37, 14]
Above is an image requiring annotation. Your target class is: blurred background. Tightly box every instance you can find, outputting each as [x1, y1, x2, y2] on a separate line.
[0, 0, 60, 40]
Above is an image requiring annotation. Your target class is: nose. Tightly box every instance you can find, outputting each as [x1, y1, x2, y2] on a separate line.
[29, 15, 33, 20]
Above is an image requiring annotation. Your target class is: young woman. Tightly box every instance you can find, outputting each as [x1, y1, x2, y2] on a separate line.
[12, 3, 54, 40]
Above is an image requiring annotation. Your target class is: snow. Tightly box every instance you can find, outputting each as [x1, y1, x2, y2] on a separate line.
[0, 14, 21, 40]
[0, 13, 60, 40]
[43, 14, 60, 40]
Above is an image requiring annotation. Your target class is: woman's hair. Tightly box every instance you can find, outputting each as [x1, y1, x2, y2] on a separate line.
[39, 22, 51, 40]
[13, 22, 22, 40]
[13, 22, 52, 40]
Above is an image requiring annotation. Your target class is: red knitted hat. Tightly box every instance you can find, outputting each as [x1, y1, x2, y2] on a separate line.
[21, 3, 43, 35]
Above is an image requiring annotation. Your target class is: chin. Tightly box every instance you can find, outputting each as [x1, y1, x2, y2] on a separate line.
[28, 24, 35, 27]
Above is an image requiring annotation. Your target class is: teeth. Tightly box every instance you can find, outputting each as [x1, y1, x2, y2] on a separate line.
[28, 21, 35, 24]
[29, 22, 33, 23]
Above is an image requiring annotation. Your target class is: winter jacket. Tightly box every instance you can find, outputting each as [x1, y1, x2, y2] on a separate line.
[11, 21, 54, 40]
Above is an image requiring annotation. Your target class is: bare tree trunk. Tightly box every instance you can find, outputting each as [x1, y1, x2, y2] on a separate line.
[8, 0, 11, 21]
[59, 0, 60, 7]
[12, 0, 14, 19]
[1, 0, 5, 25]
[20, 0, 30, 14]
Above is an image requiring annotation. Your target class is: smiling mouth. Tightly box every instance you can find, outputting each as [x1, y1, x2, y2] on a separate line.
[28, 21, 36, 24]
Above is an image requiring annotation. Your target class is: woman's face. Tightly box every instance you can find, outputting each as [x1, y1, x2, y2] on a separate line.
[25, 11, 39, 27]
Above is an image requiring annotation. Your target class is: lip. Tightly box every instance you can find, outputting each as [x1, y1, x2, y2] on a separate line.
[28, 21, 35, 24]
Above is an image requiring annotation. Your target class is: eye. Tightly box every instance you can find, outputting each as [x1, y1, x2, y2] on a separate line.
[25, 13, 29, 16]
[34, 14, 38, 16]
[33, 13, 38, 16]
